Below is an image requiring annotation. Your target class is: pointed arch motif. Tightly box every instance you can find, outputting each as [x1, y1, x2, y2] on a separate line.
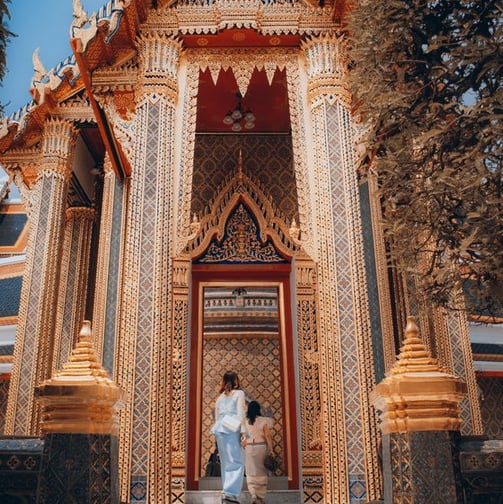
[186, 157, 300, 262]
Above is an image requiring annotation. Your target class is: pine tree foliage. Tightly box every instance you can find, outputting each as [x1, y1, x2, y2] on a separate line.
[348, 0, 503, 314]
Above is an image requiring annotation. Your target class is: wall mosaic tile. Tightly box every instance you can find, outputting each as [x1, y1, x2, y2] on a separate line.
[0, 380, 9, 434]
[201, 336, 284, 477]
[477, 376, 503, 438]
[192, 134, 298, 223]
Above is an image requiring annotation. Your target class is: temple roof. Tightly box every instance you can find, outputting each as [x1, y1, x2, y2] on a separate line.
[0, 0, 343, 181]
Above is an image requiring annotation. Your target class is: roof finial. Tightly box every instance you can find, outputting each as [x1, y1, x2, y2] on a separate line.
[32, 48, 46, 82]
[72, 0, 88, 26]
[238, 148, 243, 181]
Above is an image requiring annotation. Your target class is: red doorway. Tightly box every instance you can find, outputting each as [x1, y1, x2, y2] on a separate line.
[186, 263, 300, 491]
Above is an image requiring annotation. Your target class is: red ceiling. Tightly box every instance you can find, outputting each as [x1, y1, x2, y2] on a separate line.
[192, 30, 295, 134]
[196, 66, 291, 134]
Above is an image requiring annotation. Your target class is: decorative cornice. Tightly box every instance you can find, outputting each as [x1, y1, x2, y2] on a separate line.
[35, 320, 124, 435]
[302, 33, 350, 108]
[145, 0, 335, 36]
[137, 32, 182, 101]
[370, 316, 467, 434]
[185, 47, 296, 97]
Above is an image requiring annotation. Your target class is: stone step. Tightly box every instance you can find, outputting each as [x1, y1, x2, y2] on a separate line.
[199, 477, 289, 491]
[185, 490, 302, 504]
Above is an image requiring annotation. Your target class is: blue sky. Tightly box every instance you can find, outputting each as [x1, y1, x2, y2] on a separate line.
[0, 0, 106, 117]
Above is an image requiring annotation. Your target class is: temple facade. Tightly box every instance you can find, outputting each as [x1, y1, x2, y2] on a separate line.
[0, 1, 502, 503]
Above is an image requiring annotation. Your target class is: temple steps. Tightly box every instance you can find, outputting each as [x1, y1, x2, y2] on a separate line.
[186, 477, 302, 503]
[185, 490, 302, 504]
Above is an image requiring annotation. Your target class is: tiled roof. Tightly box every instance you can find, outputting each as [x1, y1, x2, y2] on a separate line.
[0, 276, 22, 317]
[472, 343, 503, 355]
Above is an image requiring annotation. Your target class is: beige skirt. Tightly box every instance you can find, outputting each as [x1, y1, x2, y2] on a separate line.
[245, 442, 268, 477]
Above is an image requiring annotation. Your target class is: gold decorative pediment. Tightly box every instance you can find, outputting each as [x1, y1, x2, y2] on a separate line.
[196, 202, 286, 263]
[187, 156, 299, 262]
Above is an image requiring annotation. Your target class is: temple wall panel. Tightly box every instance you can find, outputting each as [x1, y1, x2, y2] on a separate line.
[477, 376, 503, 438]
[433, 306, 483, 435]
[358, 181, 386, 383]
[192, 134, 298, 222]
[0, 379, 8, 434]
[201, 337, 284, 475]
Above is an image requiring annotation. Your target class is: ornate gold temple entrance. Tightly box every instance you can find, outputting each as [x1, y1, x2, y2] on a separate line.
[181, 165, 308, 491]
[187, 266, 299, 490]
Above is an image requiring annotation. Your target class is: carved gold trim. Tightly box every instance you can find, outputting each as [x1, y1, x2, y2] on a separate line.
[302, 34, 351, 109]
[186, 167, 298, 260]
[143, 1, 335, 38]
[368, 173, 396, 373]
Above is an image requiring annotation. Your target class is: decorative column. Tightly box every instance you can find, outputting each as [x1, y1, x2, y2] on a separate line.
[432, 302, 483, 436]
[116, 33, 182, 503]
[52, 206, 96, 372]
[371, 316, 466, 503]
[91, 154, 126, 373]
[302, 34, 381, 502]
[5, 118, 77, 435]
[36, 321, 123, 504]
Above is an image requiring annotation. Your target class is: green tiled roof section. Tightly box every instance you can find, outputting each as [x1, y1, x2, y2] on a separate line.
[0, 214, 27, 246]
[0, 345, 14, 356]
[0, 276, 22, 317]
[472, 343, 503, 355]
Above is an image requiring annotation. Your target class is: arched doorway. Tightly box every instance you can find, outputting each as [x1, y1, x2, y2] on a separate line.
[178, 161, 322, 498]
[182, 163, 304, 490]
[187, 262, 299, 491]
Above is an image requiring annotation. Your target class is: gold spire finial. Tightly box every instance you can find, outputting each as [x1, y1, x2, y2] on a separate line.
[54, 320, 108, 378]
[36, 320, 124, 434]
[391, 315, 441, 375]
[238, 148, 243, 181]
[370, 314, 467, 434]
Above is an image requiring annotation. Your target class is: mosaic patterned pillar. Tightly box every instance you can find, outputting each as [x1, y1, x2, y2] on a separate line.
[431, 303, 483, 436]
[116, 33, 182, 504]
[294, 254, 325, 502]
[371, 317, 466, 504]
[401, 276, 482, 435]
[36, 321, 123, 504]
[5, 118, 77, 435]
[92, 154, 126, 374]
[52, 206, 95, 372]
[302, 34, 381, 502]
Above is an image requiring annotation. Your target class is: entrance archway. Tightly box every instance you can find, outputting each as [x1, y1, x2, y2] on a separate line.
[187, 264, 299, 490]
[179, 162, 321, 496]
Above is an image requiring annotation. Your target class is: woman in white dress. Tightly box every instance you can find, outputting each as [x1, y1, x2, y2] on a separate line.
[210, 371, 247, 504]
[244, 401, 274, 504]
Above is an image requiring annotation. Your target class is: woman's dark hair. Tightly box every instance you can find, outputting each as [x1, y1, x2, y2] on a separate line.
[219, 371, 240, 394]
[247, 400, 262, 425]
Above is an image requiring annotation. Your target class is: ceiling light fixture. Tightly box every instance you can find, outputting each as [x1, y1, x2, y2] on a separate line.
[223, 93, 255, 132]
